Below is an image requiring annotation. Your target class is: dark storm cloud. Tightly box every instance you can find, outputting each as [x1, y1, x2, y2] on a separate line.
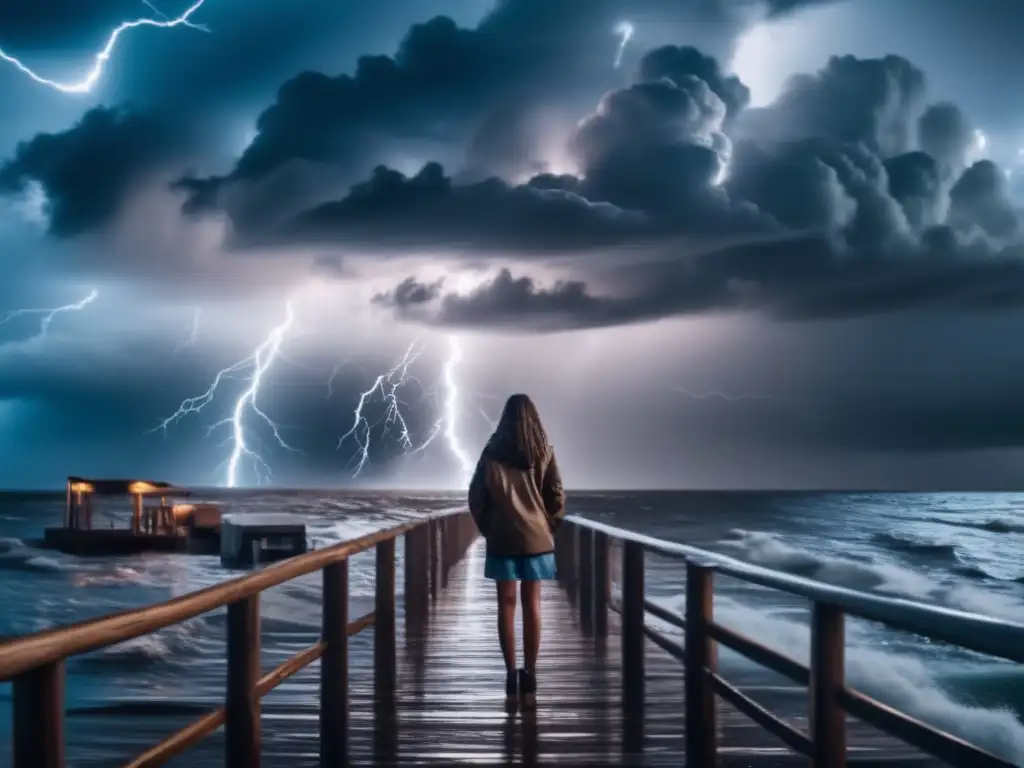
[6, 1, 1023, 332]
[737, 54, 928, 156]
[884, 151, 943, 231]
[917, 102, 975, 173]
[0, 107, 183, 237]
[729, 139, 909, 247]
[947, 160, 1020, 240]
[375, 235, 1024, 331]
[276, 163, 649, 253]
[373, 269, 630, 332]
[175, 0, 834, 226]
[571, 73, 732, 212]
[0, 0, 837, 243]
[360, 48, 1024, 330]
[639, 45, 750, 121]
[312, 50, 998, 261]
[271, 61, 768, 249]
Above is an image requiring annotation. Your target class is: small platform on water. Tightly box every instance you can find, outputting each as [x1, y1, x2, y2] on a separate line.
[42, 476, 222, 556]
[42, 528, 186, 556]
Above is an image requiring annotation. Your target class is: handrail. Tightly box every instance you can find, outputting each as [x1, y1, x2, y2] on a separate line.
[558, 516, 1023, 768]
[3, 509, 478, 768]
[567, 515, 1024, 664]
[0, 508, 464, 681]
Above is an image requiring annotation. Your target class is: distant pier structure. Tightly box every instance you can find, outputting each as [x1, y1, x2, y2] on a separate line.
[45, 476, 222, 555]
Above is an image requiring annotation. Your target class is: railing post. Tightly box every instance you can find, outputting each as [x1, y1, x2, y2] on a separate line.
[226, 594, 260, 768]
[375, 538, 398, 762]
[685, 563, 717, 765]
[320, 561, 349, 767]
[564, 522, 579, 602]
[462, 512, 476, 556]
[621, 540, 645, 712]
[439, 517, 446, 589]
[811, 602, 846, 768]
[429, 519, 440, 600]
[405, 526, 429, 628]
[593, 531, 610, 637]
[376, 538, 397, 677]
[441, 518, 450, 588]
[579, 526, 594, 634]
[13, 661, 65, 768]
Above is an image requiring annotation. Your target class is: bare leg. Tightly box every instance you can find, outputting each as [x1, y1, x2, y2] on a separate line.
[496, 580, 518, 672]
[520, 580, 541, 674]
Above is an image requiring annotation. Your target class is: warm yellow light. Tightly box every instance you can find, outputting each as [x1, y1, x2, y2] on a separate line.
[128, 481, 160, 495]
[170, 504, 195, 518]
[69, 482, 94, 493]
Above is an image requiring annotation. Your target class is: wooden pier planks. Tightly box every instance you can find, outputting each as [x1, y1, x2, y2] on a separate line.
[56, 538, 937, 767]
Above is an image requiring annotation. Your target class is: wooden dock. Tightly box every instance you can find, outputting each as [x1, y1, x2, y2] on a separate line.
[1, 512, 1022, 767]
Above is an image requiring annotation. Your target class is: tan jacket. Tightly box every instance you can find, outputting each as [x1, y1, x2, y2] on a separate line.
[468, 438, 566, 557]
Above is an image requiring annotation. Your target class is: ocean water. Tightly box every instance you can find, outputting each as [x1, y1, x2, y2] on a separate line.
[0, 491, 1022, 765]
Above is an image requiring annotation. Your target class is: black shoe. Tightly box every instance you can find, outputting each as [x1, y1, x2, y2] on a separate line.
[519, 668, 536, 709]
[505, 669, 519, 710]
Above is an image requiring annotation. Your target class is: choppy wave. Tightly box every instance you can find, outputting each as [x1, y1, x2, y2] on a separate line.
[931, 517, 1024, 534]
[655, 594, 1024, 764]
[871, 531, 958, 559]
[0, 536, 68, 572]
[719, 529, 1024, 622]
[79, 617, 209, 667]
[867, 531, 1007, 582]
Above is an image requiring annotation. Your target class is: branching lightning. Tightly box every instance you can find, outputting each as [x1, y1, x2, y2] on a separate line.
[0, 0, 209, 95]
[613, 21, 634, 69]
[336, 341, 440, 476]
[443, 336, 473, 485]
[152, 302, 298, 488]
[333, 335, 480, 487]
[0, 288, 99, 341]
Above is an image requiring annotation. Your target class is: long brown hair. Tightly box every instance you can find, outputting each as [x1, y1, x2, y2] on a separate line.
[490, 393, 550, 466]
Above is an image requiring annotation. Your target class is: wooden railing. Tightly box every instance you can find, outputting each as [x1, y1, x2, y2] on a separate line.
[0, 510, 477, 768]
[557, 516, 1024, 768]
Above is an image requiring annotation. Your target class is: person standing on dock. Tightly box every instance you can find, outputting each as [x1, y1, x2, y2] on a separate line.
[468, 393, 566, 710]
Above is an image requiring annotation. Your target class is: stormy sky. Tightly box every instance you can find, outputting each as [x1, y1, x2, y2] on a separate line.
[3, 0, 1024, 491]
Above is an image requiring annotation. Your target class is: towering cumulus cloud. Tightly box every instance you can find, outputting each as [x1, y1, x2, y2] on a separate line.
[355, 50, 1024, 329]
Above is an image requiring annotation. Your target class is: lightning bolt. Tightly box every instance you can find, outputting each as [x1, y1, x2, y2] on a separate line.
[0, 0, 209, 95]
[443, 336, 473, 487]
[0, 288, 99, 341]
[613, 21, 634, 69]
[337, 341, 439, 476]
[152, 302, 297, 488]
[332, 336, 479, 487]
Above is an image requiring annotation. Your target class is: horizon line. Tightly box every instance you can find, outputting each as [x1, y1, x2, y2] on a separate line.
[1, 486, 1022, 495]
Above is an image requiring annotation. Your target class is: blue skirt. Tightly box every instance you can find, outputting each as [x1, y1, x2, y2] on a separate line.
[484, 552, 557, 581]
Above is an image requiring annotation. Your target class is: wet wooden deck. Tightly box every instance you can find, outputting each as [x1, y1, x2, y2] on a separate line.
[57, 537, 936, 767]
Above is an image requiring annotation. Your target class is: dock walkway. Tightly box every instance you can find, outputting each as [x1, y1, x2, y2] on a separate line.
[1, 512, 1022, 767]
